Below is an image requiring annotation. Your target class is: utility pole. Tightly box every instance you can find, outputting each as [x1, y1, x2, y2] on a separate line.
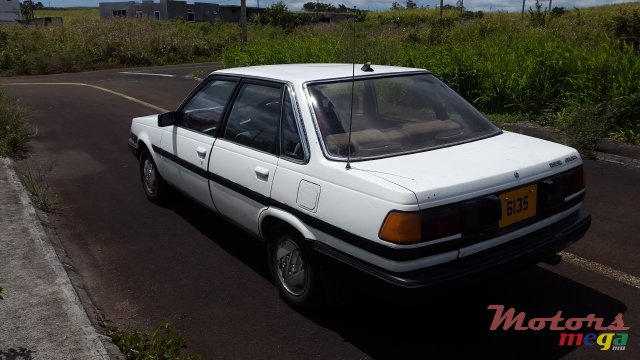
[241, 0, 247, 47]
[548, 0, 553, 12]
[522, 0, 526, 18]
[440, 0, 443, 17]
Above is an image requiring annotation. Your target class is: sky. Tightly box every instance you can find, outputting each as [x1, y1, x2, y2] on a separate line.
[40, 0, 636, 12]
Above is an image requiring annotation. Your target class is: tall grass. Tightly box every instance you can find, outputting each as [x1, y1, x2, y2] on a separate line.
[2, 4, 639, 143]
[0, 18, 237, 75]
[0, 91, 29, 157]
[222, 5, 640, 143]
[34, 8, 100, 24]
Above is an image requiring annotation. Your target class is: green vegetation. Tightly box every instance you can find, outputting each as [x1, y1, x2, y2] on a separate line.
[2, 3, 639, 148]
[0, 91, 29, 157]
[16, 162, 60, 213]
[0, 17, 235, 74]
[105, 322, 201, 360]
[34, 7, 100, 24]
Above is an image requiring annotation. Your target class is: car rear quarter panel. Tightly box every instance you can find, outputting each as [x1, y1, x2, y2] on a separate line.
[271, 155, 420, 247]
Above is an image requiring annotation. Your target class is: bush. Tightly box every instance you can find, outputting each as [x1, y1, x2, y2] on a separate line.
[529, 0, 547, 27]
[609, 10, 640, 50]
[556, 103, 612, 152]
[550, 7, 566, 17]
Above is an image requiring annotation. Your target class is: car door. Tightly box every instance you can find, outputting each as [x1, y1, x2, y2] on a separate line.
[209, 80, 284, 235]
[159, 78, 238, 210]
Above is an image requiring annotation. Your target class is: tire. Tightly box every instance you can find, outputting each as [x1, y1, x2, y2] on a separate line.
[268, 225, 321, 309]
[139, 149, 167, 203]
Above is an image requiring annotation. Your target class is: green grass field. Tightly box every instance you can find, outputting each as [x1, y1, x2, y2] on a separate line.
[2, 4, 639, 145]
[34, 7, 100, 24]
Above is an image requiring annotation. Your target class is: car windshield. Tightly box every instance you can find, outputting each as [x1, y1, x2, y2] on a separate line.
[307, 73, 500, 160]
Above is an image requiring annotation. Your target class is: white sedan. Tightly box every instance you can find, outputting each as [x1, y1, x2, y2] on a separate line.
[128, 64, 591, 307]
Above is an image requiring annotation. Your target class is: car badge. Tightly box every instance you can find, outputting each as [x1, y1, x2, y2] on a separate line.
[514, 172, 520, 179]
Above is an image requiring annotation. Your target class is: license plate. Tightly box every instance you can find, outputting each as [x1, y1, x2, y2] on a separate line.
[498, 184, 537, 228]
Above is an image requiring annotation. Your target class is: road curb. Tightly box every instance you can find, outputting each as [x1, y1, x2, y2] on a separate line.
[592, 151, 640, 169]
[1, 157, 119, 359]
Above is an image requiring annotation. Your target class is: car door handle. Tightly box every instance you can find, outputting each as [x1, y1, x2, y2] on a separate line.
[255, 166, 269, 180]
[196, 147, 207, 159]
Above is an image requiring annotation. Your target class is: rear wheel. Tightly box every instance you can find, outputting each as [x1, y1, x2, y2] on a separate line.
[139, 149, 166, 203]
[268, 225, 320, 309]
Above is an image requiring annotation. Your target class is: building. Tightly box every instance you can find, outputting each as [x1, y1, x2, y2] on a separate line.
[99, 0, 263, 23]
[0, 0, 21, 24]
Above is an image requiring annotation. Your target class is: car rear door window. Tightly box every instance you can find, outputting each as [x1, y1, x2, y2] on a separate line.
[280, 89, 305, 161]
[223, 83, 282, 154]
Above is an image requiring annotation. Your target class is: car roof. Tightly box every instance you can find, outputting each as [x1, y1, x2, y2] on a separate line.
[213, 63, 429, 85]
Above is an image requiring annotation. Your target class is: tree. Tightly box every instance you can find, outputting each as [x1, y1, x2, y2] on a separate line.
[21, 1, 36, 20]
[406, 1, 417, 10]
[262, 1, 296, 30]
[303, 2, 337, 12]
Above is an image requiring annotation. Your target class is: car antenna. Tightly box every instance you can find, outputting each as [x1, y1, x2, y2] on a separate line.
[346, 6, 356, 170]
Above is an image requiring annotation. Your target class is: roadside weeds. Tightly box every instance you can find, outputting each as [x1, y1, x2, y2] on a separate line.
[15, 161, 60, 213]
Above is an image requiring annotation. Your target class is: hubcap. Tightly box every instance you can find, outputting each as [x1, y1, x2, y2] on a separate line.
[143, 158, 157, 195]
[275, 237, 307, 296]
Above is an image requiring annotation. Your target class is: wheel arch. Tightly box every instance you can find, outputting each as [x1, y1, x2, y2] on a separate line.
[260, 207, 316, 242]
[134, 131, 163, 170]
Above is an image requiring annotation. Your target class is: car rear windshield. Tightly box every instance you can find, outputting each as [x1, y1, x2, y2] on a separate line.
[307, 73, 500, 160]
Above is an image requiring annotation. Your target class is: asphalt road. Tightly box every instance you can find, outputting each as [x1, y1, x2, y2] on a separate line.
[2, 64, 638, 359]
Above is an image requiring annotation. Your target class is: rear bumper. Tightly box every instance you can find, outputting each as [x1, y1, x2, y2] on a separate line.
[313, 209, 591, 288]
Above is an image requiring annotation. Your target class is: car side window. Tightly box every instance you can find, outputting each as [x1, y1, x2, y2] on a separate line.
[280, 89, 305, 161]
[181, 79, 236, 136]
[224, 83, 282, 154]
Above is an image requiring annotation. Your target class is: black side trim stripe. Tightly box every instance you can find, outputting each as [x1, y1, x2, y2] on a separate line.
[153, 145, 270, 206]
[269, 199, 459, 261]
[152, 145, 208, 178]
[208, 172, 270, 206]
[152, 145, 458, 261]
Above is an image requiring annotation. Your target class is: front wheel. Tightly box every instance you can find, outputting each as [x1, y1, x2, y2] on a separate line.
[139, 149, 167, 203]
[268, 225, 321, 309]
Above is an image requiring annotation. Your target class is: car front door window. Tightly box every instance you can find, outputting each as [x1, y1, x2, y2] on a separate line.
[181, 79, 237, 136]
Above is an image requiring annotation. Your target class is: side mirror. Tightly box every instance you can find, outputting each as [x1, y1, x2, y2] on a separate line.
[158, 111, 177, 127]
